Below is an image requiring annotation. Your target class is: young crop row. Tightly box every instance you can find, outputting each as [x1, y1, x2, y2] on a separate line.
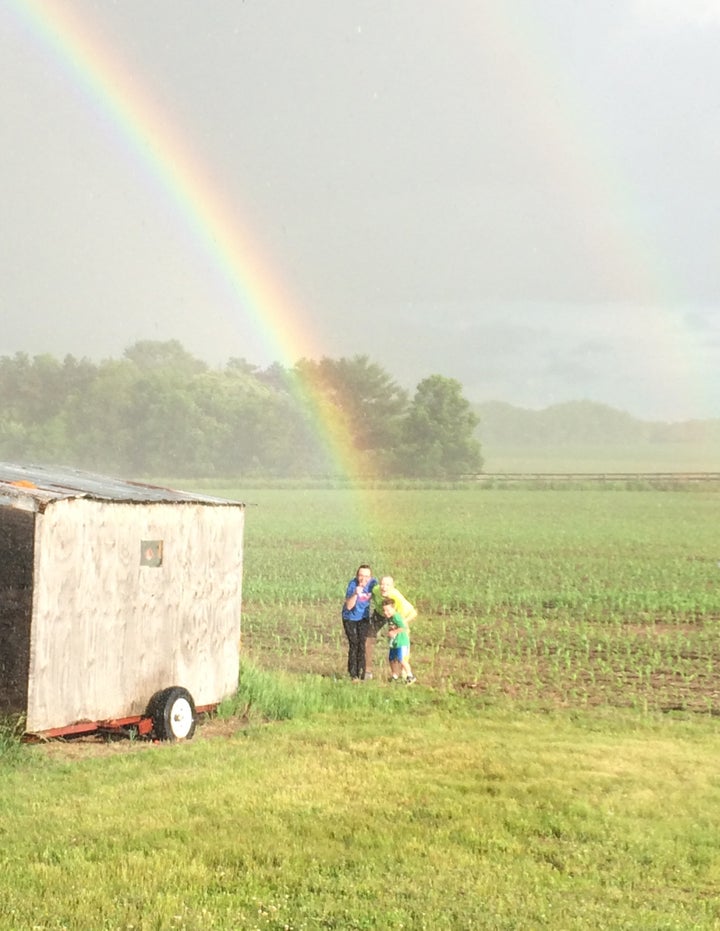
[227, 487, 720, 714]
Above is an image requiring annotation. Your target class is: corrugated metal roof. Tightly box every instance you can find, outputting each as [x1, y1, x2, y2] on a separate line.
[0, 463, 244, 511]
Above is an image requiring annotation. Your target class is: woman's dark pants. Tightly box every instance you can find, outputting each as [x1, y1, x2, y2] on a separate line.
[343, 619, 368, 679]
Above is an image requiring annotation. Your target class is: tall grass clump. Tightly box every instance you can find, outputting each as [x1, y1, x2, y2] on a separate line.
[0, 715, 25, 766]
[218, 658, 421, 722]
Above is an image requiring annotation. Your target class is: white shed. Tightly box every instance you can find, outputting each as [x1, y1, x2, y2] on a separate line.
[0, 463, 245, 740]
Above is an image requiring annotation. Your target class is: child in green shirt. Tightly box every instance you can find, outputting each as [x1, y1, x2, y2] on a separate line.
[382, 598, 416, 684]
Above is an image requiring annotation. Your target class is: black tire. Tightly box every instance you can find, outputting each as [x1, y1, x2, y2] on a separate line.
[147, 686, 197, 741]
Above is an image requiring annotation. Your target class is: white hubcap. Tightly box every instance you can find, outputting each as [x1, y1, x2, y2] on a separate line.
[169, 697, 194, 738]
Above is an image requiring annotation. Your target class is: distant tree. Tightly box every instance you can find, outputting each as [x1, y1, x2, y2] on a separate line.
[0, 416, 29, 462]
[401, 375, 483, 478]
[192, 368, 318, 476]
[0, 352, 99, 464]
[294, 355, 408, 474]
[225, 357, 258, 377]
[0, 352, 67, 424]
[255, 361, 292, 392]
[123, 340, 207, 377]
[61, 354, 98, 400]
[62, 358, 140, 472]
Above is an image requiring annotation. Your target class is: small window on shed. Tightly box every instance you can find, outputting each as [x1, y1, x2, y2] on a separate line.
[140, 540, 163, 567]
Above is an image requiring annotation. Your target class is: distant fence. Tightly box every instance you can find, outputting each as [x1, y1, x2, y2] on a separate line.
[461, 472, 720, 486]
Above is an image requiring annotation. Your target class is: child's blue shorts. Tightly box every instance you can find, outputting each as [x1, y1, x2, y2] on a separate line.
[389, 645, 410, 662]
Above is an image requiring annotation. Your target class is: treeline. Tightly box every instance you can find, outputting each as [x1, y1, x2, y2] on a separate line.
[476, 400, 720, 446]
[0, 341, 482, 479]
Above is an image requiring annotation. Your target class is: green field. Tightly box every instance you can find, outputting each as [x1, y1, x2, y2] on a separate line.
[234, 487, 720, 714]
[2, 486, 720, 929]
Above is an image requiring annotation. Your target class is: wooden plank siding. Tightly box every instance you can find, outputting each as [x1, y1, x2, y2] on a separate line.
[26, 498, 244, 733]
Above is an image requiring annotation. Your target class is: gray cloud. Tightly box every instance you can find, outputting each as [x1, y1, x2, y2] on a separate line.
[1, 1, 719, 419]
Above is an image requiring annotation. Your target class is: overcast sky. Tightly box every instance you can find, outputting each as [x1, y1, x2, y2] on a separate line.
[2, 0, 719, 420]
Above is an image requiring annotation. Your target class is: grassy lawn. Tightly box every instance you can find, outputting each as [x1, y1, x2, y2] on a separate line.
[2, 695, 720, 930]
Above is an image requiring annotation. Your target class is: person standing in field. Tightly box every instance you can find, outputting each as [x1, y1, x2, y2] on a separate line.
[342, 564, 377, 681]
[382, 597, 416, 683]
[367, 575, 417, 676]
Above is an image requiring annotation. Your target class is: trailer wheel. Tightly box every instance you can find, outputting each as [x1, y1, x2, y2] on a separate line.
[148, 686, 197, 741]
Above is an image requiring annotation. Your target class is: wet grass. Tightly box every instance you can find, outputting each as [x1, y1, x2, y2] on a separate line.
[1, 698, 719, 929]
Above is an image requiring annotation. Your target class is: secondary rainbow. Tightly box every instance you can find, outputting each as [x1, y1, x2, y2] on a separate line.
[463, 3, 708, 417]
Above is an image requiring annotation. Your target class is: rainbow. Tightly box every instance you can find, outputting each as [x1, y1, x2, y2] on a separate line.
[9, 0, 362, 479]
[469, 4, 708, 418]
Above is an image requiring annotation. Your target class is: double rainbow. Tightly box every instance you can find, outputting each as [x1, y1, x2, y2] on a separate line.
[9, 1, 707, 439]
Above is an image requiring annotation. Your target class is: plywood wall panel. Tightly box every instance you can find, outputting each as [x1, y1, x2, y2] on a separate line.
[27, 498, 244, 732]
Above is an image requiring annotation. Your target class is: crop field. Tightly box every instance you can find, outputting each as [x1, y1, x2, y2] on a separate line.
[213, 485, 720, 715]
